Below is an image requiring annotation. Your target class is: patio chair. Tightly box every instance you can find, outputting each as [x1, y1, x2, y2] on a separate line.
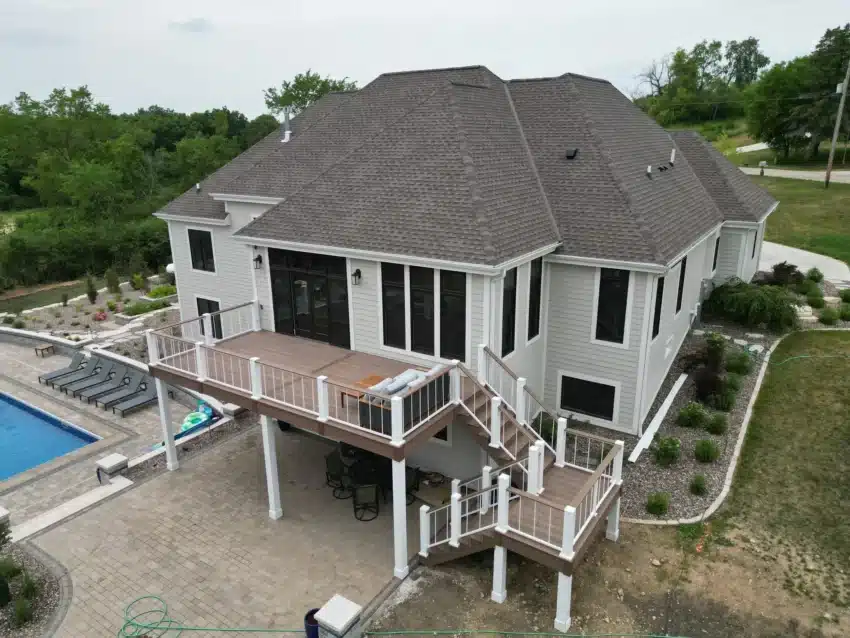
[52, 356, 105, 390]
[62, 360, 118, 395]
[38, 352, 86, 385]
[352, 484, 380, 522]
[405, 466, 421, 505]
[93, 370, 145, 407]
[112, 382, 157, 417]
[325, 451, 352, 499]
[75, 364, 130, 402]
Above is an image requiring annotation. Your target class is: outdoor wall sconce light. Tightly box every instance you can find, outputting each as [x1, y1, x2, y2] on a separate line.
[351, 268, 362, 286]
[253, 254, 263, 269]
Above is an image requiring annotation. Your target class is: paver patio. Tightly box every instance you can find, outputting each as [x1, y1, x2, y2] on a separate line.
[33, 425, 417, 637]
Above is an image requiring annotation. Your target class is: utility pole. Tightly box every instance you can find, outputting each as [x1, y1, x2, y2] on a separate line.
[825, 56, 850, 188]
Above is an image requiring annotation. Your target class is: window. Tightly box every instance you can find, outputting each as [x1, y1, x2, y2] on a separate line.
[675, 256, 687, 313]
[752, 228, 758, 258]
[196, 297, 222, 339]
[712, 237, 720, 272]
[559, 375, 616, 422]
[594, 268, 630, 344]
[440, 270, 466, 360]
[527, 258, 543, 340]
[409, 266, 435, 355]
[381, 263, 405, 349]
[501, 268, 517, 357]
[188, 229, 215, 272]
[652, 276, 664, 339]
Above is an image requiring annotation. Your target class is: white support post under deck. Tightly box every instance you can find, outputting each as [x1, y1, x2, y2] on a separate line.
[154, 378, 178, 471]
[491, 545, 507, 603]
[260, 415, 283, 520]
[554, 572, 573, 632]
[392, 458, 409, 579]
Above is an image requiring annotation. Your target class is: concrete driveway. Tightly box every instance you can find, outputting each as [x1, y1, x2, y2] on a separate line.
[760, 241, 850, 288]
[740, 167, 850, 184]
[34, 426, 418, 637]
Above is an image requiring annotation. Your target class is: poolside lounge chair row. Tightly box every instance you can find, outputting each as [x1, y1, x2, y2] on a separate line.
[38, 353, 158, 416]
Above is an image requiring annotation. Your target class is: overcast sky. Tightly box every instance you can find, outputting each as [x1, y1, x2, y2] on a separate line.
[1, 0, 847, 117]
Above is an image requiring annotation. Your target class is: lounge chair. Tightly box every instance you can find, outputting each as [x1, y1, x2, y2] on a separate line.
[51, 356, 105, 390]
[93, 371, 146, 408]
[112, 383, 158, 417]
[38, 352, 86, 385]
[74, 364, 129, 401]
[62, 360, 118, 395]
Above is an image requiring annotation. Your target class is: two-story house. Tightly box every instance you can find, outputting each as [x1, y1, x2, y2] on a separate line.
[146, 66, 776, 632]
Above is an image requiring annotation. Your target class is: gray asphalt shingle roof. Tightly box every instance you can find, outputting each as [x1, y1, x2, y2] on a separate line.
[158, 65, 775, 266]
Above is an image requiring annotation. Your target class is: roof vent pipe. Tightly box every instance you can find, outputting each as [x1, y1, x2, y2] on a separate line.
[282, 107, 291, 143]
[670, 148, 676, 165]
[195, 183, 200, 193]
[646, 165, 652, 176]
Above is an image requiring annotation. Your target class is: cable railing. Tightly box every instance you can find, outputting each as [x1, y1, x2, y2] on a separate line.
[481, 345, 517, 411]
[260, 361, 319, 415]
[570, 442, 622, 541]
[202, 344, 253, 393]
[508, 488, 564, 552]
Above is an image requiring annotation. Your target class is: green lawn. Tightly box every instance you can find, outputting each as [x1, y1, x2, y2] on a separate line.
[726, 331, 850, 602]
[0, 278, 106, 314]
[723, 142, 850, 170]
[757, 177, 850, 266]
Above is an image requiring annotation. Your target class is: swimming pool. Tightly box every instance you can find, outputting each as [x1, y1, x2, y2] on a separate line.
[0, 392, 100, 481]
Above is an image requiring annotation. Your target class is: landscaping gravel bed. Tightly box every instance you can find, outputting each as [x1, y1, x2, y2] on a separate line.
[621, 331, 768, 521]
[0, 544, 63, 638]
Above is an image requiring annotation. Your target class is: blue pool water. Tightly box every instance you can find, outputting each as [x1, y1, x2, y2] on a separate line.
[0, 392, 99, 481]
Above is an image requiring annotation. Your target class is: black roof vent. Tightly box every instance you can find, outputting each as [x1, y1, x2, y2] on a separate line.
[565, 148, 579, 160]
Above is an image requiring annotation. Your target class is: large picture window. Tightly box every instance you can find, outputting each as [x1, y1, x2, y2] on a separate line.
[440, 270, 466, 360]
[381, 263, 405, 349]
[501, 267, 517, 357]
[188, 229, 215, 272]
[594, 268, 630, 344]
[559, 374, 616, 422]
[409, 266, 435, 355]
[527, 258, 543, 341]
[652, 276, 664, 339]
[675, 256, 687, 313]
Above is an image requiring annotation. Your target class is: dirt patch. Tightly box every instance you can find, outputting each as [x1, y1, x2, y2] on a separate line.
[0, 280, 82, 301]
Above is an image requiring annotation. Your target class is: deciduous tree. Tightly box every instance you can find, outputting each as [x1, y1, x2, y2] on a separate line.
[264, 70, 357, 115]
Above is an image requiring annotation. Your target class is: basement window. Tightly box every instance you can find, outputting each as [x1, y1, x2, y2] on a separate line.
[559, 374, 616, 422]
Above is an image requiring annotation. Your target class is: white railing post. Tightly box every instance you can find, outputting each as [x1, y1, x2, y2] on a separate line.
[450, 492, 461, 547]
[477, 344, 487, 384]
[480, 466, 492, 514]
[489, 397, 502, 449]
[201, 313, 213, 345]
[145, 329, 158, 365]
[528, 442, 540, 493]
[317, 375, 329, 421]
[537, 442, 546, 494]
[249, 357, 263, 400]
[515, 377, 527, 423]
[451, 478, 461, 495]
[560, 505, 576, 560]
[449, 361, 461, 403]
[419, 505, 430, 557]
[194, 341, 207, 380]
[613, 440, 624, 484]
[495, 473, 510, 533]
[250, 298, 261, 331]
[391, 396, 404, 445]
[555, 417, 567, 468]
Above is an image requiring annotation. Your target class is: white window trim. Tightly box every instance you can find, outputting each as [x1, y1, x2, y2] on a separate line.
[526, 259, 543, 347]
[193, 293, 222, 318]
[555, 369, 621, 428]
[589, 267, 634, 350]
[186, 226, 217, 276]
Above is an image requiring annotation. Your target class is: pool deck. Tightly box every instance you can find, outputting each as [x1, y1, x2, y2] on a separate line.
[0, 342, 183, 525]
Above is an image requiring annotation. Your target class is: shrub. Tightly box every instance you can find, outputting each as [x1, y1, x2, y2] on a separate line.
[695, 439, 721, 463]
[694, 365, 727, 402]
[147, 284, 177, 299]
[1, 315, 13, 324]
[123, 297, 131, 303]
[14, 597, 33, 626]
[123, 300, 169, 317]
[12, 319, 25, 329]
[840, 304, 850, 322]
[770, 261, 803, 286]
[0, 519, 11, 549]
[706, 412, 728, 435]
[107, 300, 117, 312]
[104, 267, 121, 294]
[805, 267, 824, 283]
[705, 332, 726, 370]
[807, 293, 825, 309]
[70, 320, 80, 327]
[61, 292, 69, 307]
[646, 492, 670, 515]
[20, 573, 39, 600]
[726, 373, 742, 392]
[128, 251, 147, 278]
[677, 402, 708, 428]
[93, 311, 107, 322]
[0, 575, 9, 608]
[819, 308, 839, 325]
[690, 474, 708, 496]
[704, 280, 798, 331]
[793, 279, 819, 296]
[840, 289, 850, 303]
[131, 273, 149, 292]
[654, 436, 681, 466]
[85, 274, 98, 304]
[706, 387, 736, 412]
[0, 557, 20, 579]
[725, 349, 752, 375]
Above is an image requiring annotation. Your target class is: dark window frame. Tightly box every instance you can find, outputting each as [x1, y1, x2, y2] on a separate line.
[188, 229, 215, 272]
[501, 267, 517, 357]
[439, 270, 466, 361]
[527, 258, 543, 341]
[196, 297, 222, 339]
[752, 228, 758, 259]
[652, 276, 665, 339]
[594, 268, 630, 345]
[381, 263, 406, 349]
[675, 256, 687, 314]
[409, 266, 435, 356]
[712, 237, 720, 272]
[559, 374, 617, 422]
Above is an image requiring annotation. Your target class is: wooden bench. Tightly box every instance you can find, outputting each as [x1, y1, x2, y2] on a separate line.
[34, 343, 55, 358]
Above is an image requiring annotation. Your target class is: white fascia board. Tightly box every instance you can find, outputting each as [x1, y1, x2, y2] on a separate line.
[494, 243, 561, 274]
[758, 201, 779, 222]
[155, 213, 231, 226]
[208, 193, 284, 205]
[663, 223, 723, 270]
[544, 253, 667, 274]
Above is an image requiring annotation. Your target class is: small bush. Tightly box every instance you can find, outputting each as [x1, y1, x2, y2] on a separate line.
[690, 474, 708, 496]
[85, 274, 98, 304]
[14, 597, 33, 626]
[840, 289, 850, 304]
[70, 320, 80, 327]
[20, 573, 39, 600]
[0, 556, 21, 579]
[839, 304, 850, 322]
[107, 300, 117, 312]
[123, 297, 131, 304]
[646, 492, 670, 515]
[794, 279, 820, 296]
[770, 261, 803, 286]
[706, 412, 728, 435]
[677, 402, 708, 428]
[654, 436, 681, 466]
[706, 387, 736, 412]
[695, 439, 721, 463]
[45, 322, 52, 329]
[123, 300, 169, 317]
[104, 267, 121, 294]
[819, 307, 839, 325]
[726, 373, 742, 392]
[128, 252, 147, 278]
[705, 332, 726, 370]
[147, 284, 177, 299]
[805, 267, 824, 283]
[704, 280, 798, 331]
[12, 319, 25, 329]
[807, 293, 825, 309]
[725, 350, 752, 375]
[130, 273, 149, 292]
[61, 292, 69, 307]
[1, 315, 13, 324]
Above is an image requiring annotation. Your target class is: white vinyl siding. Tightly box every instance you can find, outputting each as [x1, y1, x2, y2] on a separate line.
[713, 228, 745, 283]
[405, 419, 486, 480]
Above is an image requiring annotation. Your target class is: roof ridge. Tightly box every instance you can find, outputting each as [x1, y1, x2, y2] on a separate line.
[564, 76, 663, 262]
[447, 84, 497, 261]
[503, 82, 561, 243]
[378, 64, 494, 78]
[560, 72, 611, 84]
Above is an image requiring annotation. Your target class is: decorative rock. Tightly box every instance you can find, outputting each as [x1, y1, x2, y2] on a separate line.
[222, 403, 247, 416]
[692, 329, 705, 336]
[651, 558, 661, 567]
[744, 333, 765, 340]
[824, 296, 840, 306]
[748, 344, 765, 355]
[800, 315, 819, 323]
[733, 338, 748, 347]
[721, 334, 732, 340]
